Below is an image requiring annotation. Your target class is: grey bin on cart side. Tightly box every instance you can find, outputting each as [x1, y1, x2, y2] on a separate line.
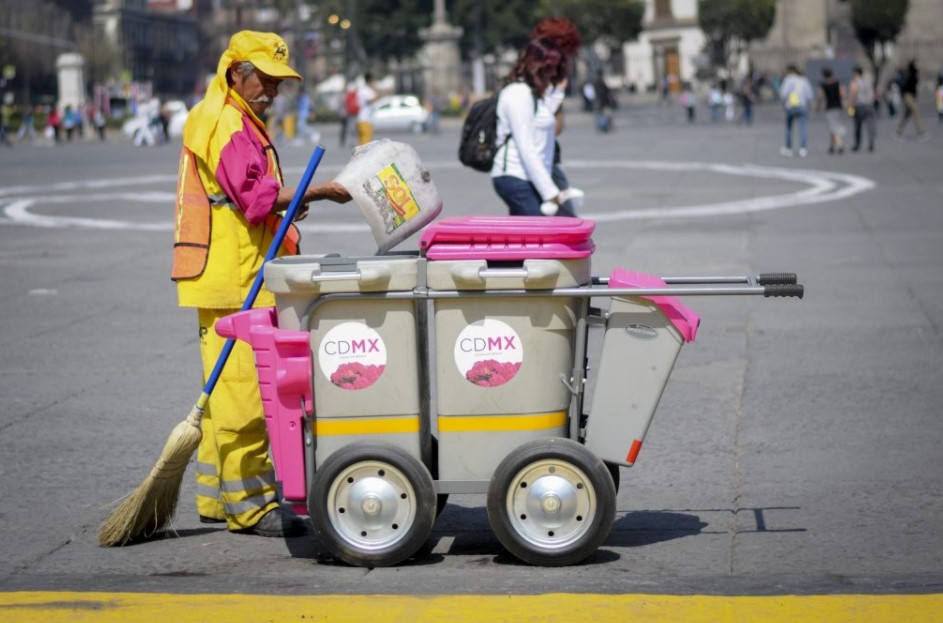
[583, 296, 686, 467]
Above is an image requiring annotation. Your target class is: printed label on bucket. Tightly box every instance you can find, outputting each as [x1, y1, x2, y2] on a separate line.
[318, 322, 387, 390]
[363, 162, 420, 234]
[454, 319, 523, 388]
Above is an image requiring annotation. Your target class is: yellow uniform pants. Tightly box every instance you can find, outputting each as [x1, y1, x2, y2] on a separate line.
[195, 308, 280, 530]
[357, 121, 374, 145]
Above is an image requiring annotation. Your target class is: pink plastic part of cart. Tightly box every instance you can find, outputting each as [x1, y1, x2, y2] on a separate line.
[419, 215, 595, 245]
[420, 215, 596, 260]
[608, 269, 701, 342]
[215, 307, 312, 514]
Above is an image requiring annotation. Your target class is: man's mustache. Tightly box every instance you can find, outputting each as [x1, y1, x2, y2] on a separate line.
[250, 95, 271, 104]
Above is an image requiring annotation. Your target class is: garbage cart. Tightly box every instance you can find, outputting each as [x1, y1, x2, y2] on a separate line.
[216, 215, 804, 567]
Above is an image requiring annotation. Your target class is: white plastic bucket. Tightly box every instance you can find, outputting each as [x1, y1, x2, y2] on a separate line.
[334, 139, 443, 254]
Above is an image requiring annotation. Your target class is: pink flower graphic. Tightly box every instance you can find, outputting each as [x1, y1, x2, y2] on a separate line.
[465, 359, 521, 387]
[331, 362, 385, 390]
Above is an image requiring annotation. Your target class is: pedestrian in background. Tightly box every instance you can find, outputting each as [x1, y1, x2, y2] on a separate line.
[739, 74, 756, 125]
[817, 67, 846, 154]
[848, 66, 876, 152]
[47, 106, 61, 143]
[491, 37, 573, 216]
[62, 105, 80, 141]
[339, 82, 356, 146]
[17, 106, 37, 142]
[593, 70, 614, 133]
[91, 105, 107, 141]
[896, 60, 925, 138]
[779, 64, 814, 158]
[424, 91, 442, 135]
[355, 73, 379, 146]
[680, 84, 696, 123]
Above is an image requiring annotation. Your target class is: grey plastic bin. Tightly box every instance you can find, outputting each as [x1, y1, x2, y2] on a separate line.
[428, 258, 591, 481]
[264, 254, 423, 466]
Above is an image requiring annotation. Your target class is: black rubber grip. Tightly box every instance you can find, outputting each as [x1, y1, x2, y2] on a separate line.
[764, 284, 804, 298]
[757, 273, 798, 285]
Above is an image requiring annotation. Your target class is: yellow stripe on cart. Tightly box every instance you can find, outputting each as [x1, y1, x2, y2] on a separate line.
[438, 411, 567, 433]
[313, 412, 567, 436]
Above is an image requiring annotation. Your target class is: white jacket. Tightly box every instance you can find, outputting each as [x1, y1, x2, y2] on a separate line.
[491, 82, 560, 201]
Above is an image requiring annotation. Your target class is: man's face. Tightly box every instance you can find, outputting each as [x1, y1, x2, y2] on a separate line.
[231, 65, 282, 116]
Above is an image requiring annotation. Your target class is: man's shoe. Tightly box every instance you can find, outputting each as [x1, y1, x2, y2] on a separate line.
[235, 508, 308, 538]
[798, 148, 808, 158]
[199, 515, 226, 524]
[780, 146, 793, 157]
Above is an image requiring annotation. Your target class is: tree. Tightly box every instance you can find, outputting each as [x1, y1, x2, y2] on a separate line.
[698, 0, 775, 77]
[849, 0, 909, 89]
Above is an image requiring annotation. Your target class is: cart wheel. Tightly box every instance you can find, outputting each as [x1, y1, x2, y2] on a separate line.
[487, 438, 616, 566]
[309, 442, 437, 567]
[605, 461, 621, 493]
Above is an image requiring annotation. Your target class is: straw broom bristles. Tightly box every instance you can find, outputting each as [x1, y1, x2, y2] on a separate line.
[98, 406, 203, 546]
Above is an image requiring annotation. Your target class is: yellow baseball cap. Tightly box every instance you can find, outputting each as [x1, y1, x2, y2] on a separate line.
[226, 30, 302, 81]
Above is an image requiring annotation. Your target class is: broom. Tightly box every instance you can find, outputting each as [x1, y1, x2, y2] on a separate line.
[98, 145, 327, 546]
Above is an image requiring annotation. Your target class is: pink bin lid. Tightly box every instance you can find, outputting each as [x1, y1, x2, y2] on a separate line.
[609, 269, 700, 342]
[424, 239, 595, 261]
[419, 215, 595, 248]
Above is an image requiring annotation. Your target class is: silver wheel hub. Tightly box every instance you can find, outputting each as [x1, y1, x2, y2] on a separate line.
[326, 460, 416, 552]
[506, 460, 596, 550]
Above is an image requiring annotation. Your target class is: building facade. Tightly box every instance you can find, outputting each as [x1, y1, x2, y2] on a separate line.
[623, 0, 706, 93]
[622, 0, 942, 93]
[93, 0, 203, 99]
[748, 0, 942, 85]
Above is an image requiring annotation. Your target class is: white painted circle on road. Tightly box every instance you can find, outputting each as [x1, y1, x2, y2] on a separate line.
[0, 161, 874, 231]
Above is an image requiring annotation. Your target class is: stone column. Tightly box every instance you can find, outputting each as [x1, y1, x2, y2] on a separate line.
[419, 0, 463, 99]
[56, 53, 87, 134]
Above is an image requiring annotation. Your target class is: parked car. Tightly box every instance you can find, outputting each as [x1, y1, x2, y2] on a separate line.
[121, 99, 189, 144]
[371, 94, 428, 133]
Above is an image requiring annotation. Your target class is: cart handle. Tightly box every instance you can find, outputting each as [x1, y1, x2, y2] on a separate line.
[764, 284, 804, 298]
[451, 263, 561, 284]
[282, 265, 392, 288]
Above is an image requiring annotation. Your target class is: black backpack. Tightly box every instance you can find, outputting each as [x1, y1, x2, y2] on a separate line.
[458, 86, 538, 172]
[458, 93, 504, 172]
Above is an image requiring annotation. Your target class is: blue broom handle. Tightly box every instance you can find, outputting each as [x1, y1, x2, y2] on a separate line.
[201, 145, 326, 399]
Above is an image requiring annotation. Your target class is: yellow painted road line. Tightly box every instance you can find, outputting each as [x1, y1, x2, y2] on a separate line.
[1, 592, 941, 623]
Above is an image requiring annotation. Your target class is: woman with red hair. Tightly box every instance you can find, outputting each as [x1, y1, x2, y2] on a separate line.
[531, 17, 583, 216]
[492, 34, 584, 216]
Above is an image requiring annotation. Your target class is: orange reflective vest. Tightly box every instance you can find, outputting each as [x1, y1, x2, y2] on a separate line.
[172, 113, 299, 282]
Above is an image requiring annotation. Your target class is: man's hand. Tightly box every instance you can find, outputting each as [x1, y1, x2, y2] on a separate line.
[275, 181, 352, 214]
[316, 181, 353, 204]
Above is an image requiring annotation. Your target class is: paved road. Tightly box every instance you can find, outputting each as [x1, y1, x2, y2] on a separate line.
[1, 100, 942, 605]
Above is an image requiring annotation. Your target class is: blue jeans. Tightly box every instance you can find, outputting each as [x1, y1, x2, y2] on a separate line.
[493, 175, 543, 216]
[785, 108, 808, 150]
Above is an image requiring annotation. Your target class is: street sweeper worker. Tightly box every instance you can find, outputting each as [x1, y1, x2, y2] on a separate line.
[172, 30, 350, 537]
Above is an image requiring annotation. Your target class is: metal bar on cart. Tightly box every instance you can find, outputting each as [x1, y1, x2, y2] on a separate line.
[593, 272, 799, 286]
[299, 284, 802, 316]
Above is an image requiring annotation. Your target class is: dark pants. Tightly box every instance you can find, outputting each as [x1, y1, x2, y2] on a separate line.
[785, 108, 808, 150]
[493, 175, 543, 216]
